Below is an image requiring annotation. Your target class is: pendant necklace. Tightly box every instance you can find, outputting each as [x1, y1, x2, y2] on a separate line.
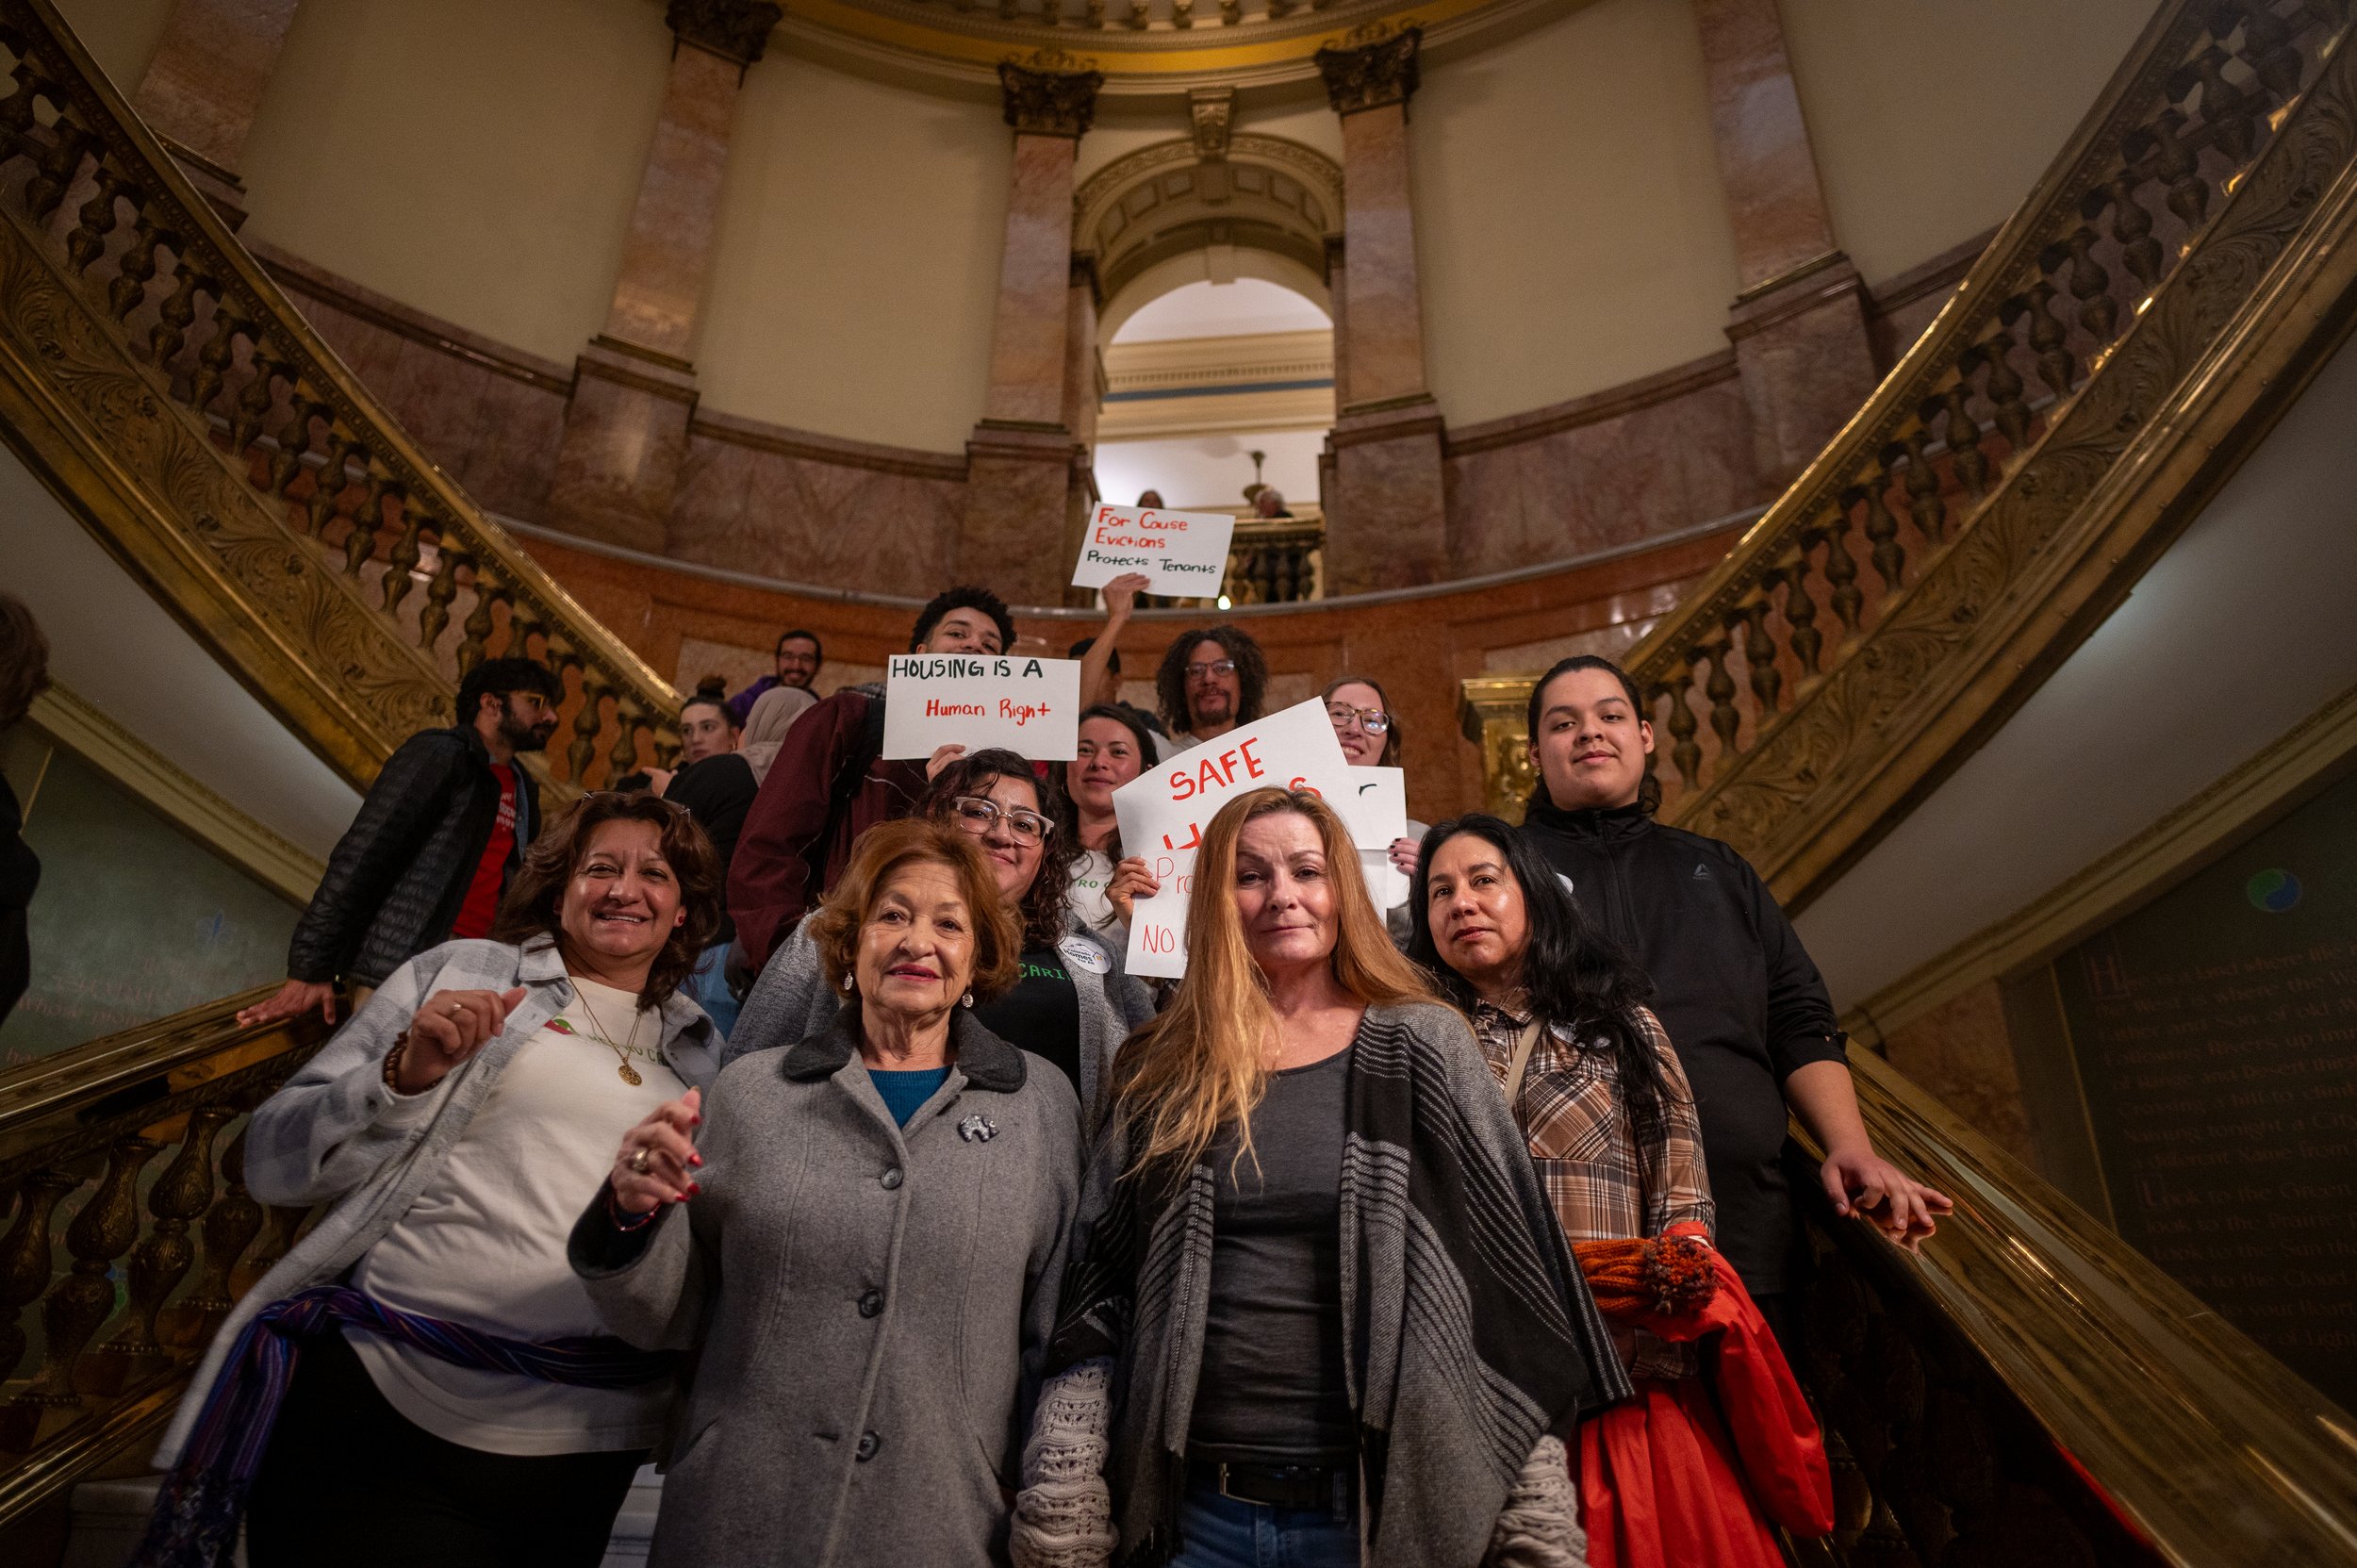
[569, 984, 649, 1085]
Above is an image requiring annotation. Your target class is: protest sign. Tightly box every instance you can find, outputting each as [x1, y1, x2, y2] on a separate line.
[881, 653, 1081, 760]
[1071, 503, 1237, 598]
[1343, 767, 1410, 911]
[1113, 699, 1356, 979]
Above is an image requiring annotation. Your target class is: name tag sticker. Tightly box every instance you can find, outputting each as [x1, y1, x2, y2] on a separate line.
[1058, 935, 1112, 975]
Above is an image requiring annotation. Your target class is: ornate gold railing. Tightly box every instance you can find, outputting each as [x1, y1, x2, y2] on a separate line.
[0, 0, 678, 793]
[1223, 514, 1324, 604]
[0, 986, 332, 1527]
[1790, 1049, 2357, 1567]
[1463, 0, 2357, 879]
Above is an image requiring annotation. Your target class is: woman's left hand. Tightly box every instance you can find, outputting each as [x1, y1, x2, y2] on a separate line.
[613, 1089, 703, 1214]
[1106, 856, 1161, 927]
[1387, 836, 1420, 877]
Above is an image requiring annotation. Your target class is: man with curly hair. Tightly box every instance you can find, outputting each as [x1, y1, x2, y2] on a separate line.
[728, 585, 1017, 974]
[1153, 624, 1268, 752]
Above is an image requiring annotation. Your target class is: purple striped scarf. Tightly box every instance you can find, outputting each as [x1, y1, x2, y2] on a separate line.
[133, 1285, 678, 1568]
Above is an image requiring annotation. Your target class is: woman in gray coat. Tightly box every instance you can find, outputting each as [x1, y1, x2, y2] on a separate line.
[573, 817, 1083, 1568]
[730, 747, 1153, 1125]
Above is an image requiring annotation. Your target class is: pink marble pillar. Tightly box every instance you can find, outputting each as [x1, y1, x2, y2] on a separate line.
[545, 1, 780, 554]
[129, 0, 302, 225]
[1693, 0, 1877, 487]
[1058, 256, 1104, 605]
[1316, 26, 1446, 593]
[962, 61, 1101, 604]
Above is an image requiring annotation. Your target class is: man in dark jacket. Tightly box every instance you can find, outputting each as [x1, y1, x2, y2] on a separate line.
[729, 586, 1017, 974]
[237, 657, 562, 1027]
[1516, 655, 1950, 1341]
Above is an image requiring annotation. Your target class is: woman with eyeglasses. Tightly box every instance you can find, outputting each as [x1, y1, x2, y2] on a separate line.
[1323, 676, 1425, 944]
[1064, 703, 1164, 936]
[731, 748, 1154, 1124]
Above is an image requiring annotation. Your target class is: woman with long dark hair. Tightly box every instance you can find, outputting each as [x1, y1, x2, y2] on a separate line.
[1406, 814, 1832, 1568]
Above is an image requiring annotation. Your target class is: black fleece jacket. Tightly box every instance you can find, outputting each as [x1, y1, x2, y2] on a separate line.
[1520, 798, 1846, 1295]
[287, 725, 538, 988]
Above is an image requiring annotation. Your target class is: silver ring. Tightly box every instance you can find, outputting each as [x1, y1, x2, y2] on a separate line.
[629, 1147, 652, 1175]
[447, 1002, 464, 1017]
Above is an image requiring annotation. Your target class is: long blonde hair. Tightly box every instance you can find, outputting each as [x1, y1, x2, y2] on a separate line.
[1112, 787, 1437, 1170]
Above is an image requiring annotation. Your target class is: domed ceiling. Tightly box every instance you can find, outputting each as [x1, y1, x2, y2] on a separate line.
[771, 0, 1569, 91]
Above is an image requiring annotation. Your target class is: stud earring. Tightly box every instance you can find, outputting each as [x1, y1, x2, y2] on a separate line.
[961, 992, 974, 1009]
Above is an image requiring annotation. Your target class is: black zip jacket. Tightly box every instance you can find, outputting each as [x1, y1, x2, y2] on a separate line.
[1520, 798, 1846, 1295]
[286, 725, 538, 988]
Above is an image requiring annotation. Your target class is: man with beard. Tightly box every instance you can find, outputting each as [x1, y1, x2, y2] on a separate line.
[1152, 624, 1267, 752]
[238, 657, 563, 1026]
[724, 627, 823, 727]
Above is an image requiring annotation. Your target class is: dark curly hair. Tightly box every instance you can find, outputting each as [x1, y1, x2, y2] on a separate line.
[910, 585, 1016, 655]
[1404, 814, 1681, 1133]
[491, 792, 723, 1008]
[456, 656, 563, 726]
[1154, 625, 1267, 734]
[920, 748, 1077, 950]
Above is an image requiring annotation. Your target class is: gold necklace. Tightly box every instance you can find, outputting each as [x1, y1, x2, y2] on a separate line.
[569, 983, 649, 1085]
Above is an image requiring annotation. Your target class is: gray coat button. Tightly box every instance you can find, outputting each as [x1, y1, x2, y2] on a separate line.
[881, 1167, 903, 1190]
[854, 1431, 881, 1461]
[858, 1289, 883, 1318]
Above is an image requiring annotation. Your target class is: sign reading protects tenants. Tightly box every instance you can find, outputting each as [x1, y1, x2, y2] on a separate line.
[1071, 503, 1238, 598]
[1112, 699, 1357, 979]
[881, 654, 1082, 761]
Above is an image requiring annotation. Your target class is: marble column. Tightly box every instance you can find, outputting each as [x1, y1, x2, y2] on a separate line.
[1316, 26, 1447, 594]
[961, 60, 1101, 604]
[1693, 0, 1878, 488]
[1059, 255, 1105, 606]
[129, 0, 302, 226]
[543, 0, 780, 553]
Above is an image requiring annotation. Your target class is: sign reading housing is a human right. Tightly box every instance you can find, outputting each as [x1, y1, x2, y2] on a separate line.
[1071, 503, 1237, 598]
[881, 654, 1081, 760]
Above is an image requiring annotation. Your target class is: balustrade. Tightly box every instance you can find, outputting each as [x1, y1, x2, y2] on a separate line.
[0, 985, 330, 1527]
[0, 0, 679, 791]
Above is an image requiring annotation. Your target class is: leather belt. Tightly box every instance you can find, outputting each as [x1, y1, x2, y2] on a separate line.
[1186, 1454, 1355, 1512]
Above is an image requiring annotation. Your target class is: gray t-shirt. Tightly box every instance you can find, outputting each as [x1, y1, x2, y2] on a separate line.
[1188, 1045, 1356, 1461]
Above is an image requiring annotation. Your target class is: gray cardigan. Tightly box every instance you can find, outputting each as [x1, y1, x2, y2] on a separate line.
[728, 912, 1152, 1127]
[571, 1008, 1083, 1568]
[155, 935, 719, 1466]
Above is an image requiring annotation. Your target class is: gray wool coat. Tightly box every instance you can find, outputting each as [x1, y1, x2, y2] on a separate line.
[727, 912, 1152, 1127]
[570, 1007, 1083, 1568]
[155, 935, 719, 1467]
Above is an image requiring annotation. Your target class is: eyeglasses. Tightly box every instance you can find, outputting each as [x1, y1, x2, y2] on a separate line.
[1185, 660, 1238, 682]
[949, 796, 1054, 846]
[1327, 703, 1391, 735]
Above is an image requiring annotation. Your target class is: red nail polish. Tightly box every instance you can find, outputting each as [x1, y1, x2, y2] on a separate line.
[689, 1154, 703, 1167]
[685, 1183, 702, 1197]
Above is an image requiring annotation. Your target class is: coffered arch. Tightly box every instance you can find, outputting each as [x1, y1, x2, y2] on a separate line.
[1077, 133, 1343, 321]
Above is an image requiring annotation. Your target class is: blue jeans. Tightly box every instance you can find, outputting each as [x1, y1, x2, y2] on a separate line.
[685, 939, 739, 1039]
[1168, 1479, 1360, 1568]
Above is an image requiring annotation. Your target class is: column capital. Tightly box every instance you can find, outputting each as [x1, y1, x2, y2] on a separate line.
[999, 54, 1104, 138]
[665, 0, 783, 67]
[1316, 24, 1421, 116]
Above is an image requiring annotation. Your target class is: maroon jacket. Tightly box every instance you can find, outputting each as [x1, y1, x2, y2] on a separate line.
[728, 686, 930, 972]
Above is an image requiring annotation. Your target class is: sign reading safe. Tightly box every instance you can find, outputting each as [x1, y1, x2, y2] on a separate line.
[881, 654, 1081, 760]
[1071, 503, 1238, 597]
[1112, 699, 1357, 979]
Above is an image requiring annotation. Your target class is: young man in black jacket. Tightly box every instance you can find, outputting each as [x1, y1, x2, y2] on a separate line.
[1516, 655, 1949, 1344]
[238, 657, 562, 1027]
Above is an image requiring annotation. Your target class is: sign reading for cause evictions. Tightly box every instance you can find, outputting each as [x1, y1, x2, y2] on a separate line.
[881, 654, 1082, 760]
[1071, 503, 1237, 598]
[1112, 699, 1357, 980]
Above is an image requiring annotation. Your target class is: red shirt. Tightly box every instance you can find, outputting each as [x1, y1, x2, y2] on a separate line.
[450, 762, 518, 940]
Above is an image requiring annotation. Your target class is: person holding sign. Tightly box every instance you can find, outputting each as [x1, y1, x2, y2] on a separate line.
[1151, 625, 1267, 752]
[1063, 705, 1163, 937]
[1405, 814, 1834, 1566]
[730, 749, 1151, 1126]
[730, 586, 1017, 975]
[1013, 788, 1624, 1568]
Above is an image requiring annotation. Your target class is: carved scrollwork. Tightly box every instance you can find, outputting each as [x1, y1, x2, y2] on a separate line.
[1314, 21, 1420, 115]
[998, 55, 1103, 137]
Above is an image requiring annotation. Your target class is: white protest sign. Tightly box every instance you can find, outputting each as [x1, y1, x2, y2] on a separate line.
[881, 654, 1081, 760]
[1344, 767, 1410, 910]
[1071, 503, 1238, 598]
[1113, 699, 1357, 979]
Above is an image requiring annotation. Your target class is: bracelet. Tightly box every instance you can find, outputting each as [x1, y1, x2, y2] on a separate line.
[605, 1183, 658, 1232]
[381, 1032, 409, 1091]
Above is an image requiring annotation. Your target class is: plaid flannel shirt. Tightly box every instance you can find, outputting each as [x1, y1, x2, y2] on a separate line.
[1473, 998, 1716, 1379]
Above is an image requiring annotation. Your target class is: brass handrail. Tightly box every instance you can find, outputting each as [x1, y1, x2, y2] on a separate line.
[0, 0, 678, 794]
[1571, 0, 2354, 892]
[1795, 1048, 2357, 1566]
[0, 986, 332, 1527]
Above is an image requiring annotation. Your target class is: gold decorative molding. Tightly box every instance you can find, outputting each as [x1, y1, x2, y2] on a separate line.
[998, 55, 1104, 136]
[0, 0, 678, 796]
[1314, 20, 1420, 114]
[1076, 132, 1342, 305]
[1846, 681, 2357, 1048]
[1455, 675, 1538, 821]
[24, 684, 326, 906]
[1098, 327, 1333, 438]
